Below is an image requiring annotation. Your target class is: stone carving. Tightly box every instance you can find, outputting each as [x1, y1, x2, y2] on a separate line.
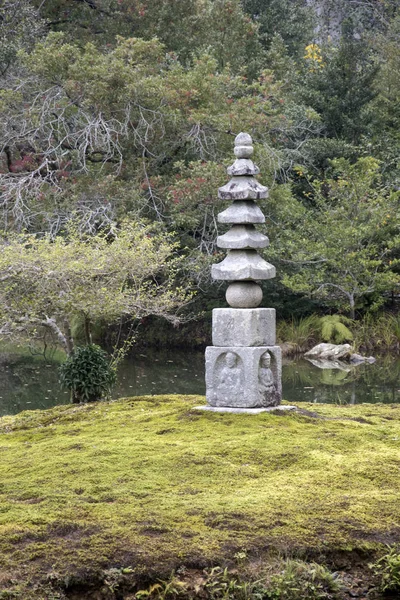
[205, 346, 282, 409]
[211, 133, 275, 305]
[217, 224, 269, 250]
[217, 200, 265, 224]
[210, 351, 243, 407]
[211, 249, 276, 282]
[258, 351, 278, 407]
[200, 133, 289, 413]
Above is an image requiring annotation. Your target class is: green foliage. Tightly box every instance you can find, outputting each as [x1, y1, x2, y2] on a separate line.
[353, 313, 400, 353]
[0, 0, 399, 327]
[59, 344, 116, 403]
[319, 315, 353, 344]
[372, 545, 400, 592]
[273, 157, 400, 317]
[0, 221, 191, 353]
[1, 33, 289, 233]
[34, 0, 263, 73]
[278, 311, 400, 355]
[204, 566, 246, 599]
[298, 34, 377, 143]
[135, 574, 187, 600]
[242, 0, 315, 57]
[165, 160, 227, 252]
[0, 0, 45, 75]
[367, 14, 400, 186]
[372, 14, 400, 132]
[265, 560, 342, 599]
[276, 315, 321, 353]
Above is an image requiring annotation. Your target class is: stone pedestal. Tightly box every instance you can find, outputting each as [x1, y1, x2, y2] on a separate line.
[212, 308, 276, 347]
[205, 344, 282, 409]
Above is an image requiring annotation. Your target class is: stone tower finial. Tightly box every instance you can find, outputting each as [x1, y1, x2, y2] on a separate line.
[234, 132, 253, 158]
[211, 132, 275, 308]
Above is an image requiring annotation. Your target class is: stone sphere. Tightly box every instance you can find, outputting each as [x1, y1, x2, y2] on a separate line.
[226, 281, 263, 308]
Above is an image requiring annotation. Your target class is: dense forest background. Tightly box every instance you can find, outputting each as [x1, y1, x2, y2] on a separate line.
[0, 0, 399, 350]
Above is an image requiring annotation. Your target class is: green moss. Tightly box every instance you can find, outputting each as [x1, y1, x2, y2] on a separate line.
[1, 396, 400, 597]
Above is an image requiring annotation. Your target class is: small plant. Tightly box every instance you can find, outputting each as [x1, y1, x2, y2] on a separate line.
[59, 344, 116, 404]
[264, 560, 342, 600]
[103, 566, 134, 594]
[135, 573, 186, 599]
[234, 549, 248, 564]
[319, 315, 353, 344]
[372, 545, 400, 592]
[204, 567, 245, 599]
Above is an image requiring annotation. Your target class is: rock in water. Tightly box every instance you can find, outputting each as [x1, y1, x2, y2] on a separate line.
[304, 343, 352, 361]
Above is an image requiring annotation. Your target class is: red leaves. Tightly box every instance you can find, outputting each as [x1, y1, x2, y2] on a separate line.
[9, 155, 35, 173]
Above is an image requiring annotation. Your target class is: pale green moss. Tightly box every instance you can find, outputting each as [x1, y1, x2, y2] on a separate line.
[1, 396, 400, 597]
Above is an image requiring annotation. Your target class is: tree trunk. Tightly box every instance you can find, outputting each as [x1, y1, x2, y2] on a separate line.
[63, 319, 74, 356]
[349, 295, 355, 320]
[84, 315, 92, 345]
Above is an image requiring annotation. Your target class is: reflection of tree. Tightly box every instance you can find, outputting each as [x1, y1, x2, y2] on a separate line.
[319, 369, 349, 386]
[0, 355, 65, 416]
[282, 358, 400, 405]
[282, 360, 316, 387]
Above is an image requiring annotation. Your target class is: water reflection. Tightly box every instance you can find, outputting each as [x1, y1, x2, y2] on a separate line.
[0, 348, 399, 416]
[283, 356, 400, 404]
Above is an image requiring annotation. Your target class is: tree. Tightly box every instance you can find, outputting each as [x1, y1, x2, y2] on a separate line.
[298, 27, 378, 144]
[0, 0, 45, 76]
[0, 33, 293, 234]
[0, 221, 191, 355]
[367, 14, 400, 186]
[34, 0, 263, 73]
[268, 158, 400, 318]
[242, 0, 315, 57]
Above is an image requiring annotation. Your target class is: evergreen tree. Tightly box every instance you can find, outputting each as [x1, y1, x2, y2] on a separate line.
[299, 20, 378, 144]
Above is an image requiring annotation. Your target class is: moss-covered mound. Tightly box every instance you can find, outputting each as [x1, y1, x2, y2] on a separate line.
[1, 396, 400, 598]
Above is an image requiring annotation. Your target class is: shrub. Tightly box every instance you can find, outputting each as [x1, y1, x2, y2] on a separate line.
[319, 315, 353, 344]
[264, 560, 342, 600]
[59, 344, 116, 404]
[372, 545, 400, 592]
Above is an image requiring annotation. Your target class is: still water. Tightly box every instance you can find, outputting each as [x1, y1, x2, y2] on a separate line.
[0, 348, 399, 417]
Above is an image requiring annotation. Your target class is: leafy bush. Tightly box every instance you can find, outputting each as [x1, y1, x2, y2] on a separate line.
[59, 344, 116, 404]
[372, 545, 400, 592]
[264, 560, 342, 600]
[319, 315, 354, 344]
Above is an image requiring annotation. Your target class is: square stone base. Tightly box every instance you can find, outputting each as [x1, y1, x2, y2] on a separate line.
[205, 346, 281, 409]
[194, 405, 296, 414]
[212, 308, 275, 347]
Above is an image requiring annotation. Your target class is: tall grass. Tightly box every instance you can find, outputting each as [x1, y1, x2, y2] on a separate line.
[278, 312, 400, 355]
[277, 315, 321, 354]
[353, 313, 400, 353]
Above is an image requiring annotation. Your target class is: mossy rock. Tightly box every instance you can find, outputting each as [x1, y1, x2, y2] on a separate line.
[1, 396, 400, 598]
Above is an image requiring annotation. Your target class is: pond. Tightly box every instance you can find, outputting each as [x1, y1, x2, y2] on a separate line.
[1, 346, 399, 417]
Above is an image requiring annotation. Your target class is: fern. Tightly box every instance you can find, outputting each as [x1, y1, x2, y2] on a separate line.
[320, 315, 353, 344]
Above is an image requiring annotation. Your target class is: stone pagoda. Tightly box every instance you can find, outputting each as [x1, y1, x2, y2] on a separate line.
[201, 132, 285, 413]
